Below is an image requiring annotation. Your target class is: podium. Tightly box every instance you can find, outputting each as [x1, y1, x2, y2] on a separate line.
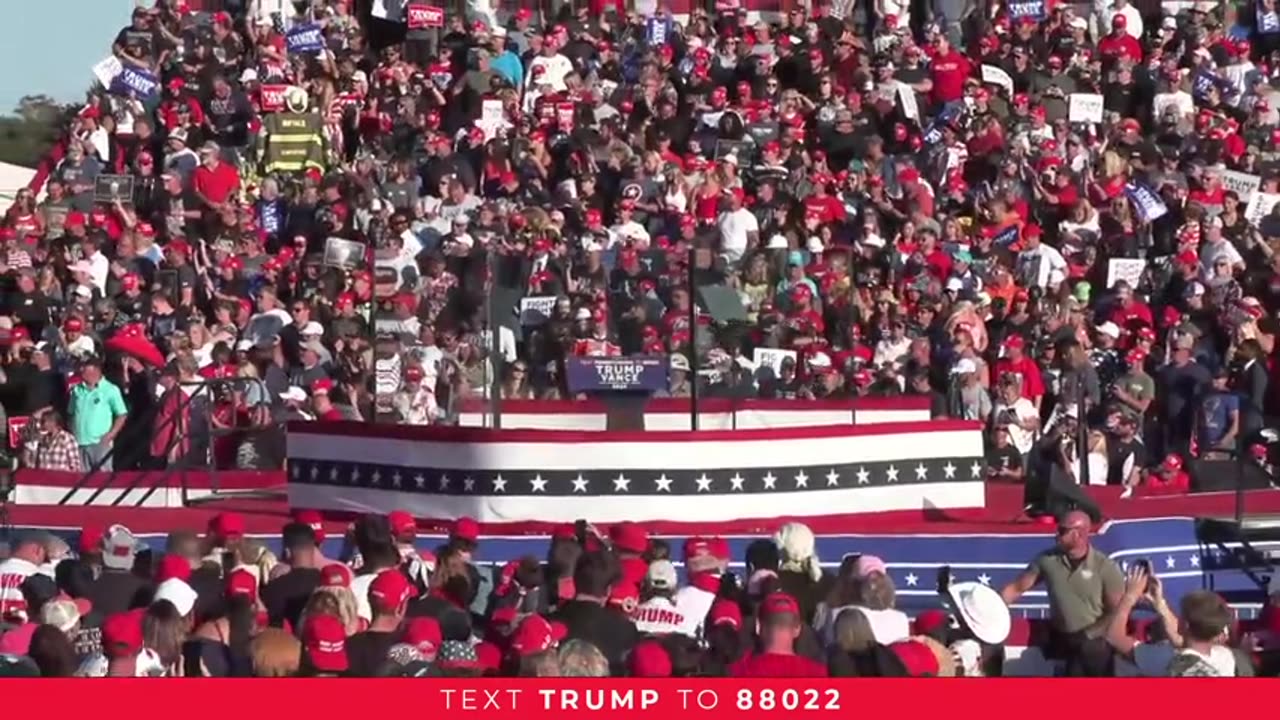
[565, 356, 670, 431]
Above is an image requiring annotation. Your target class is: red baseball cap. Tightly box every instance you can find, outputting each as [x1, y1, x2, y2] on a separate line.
[388, 510, 416, 536]
[1162, 454, 1183, 472]
[78, 525, 104, 555]
[709, 598, 743, 630]
[760, 592, 801, 619]
[403, 616, 442, 659]
[628, 640, 673, 677]
[1003, 334, 1025, 350]
[321, 563, 353, 589]
[226, 568, 258, 603]
[913, 609, 949, 635]
[64, 317, 85, 333]
[889, 639, 941, 676]
[610, 522, 648, 555]
[156, 553, 191, 583]
[451, 516, 480, 544]
[368, 570, 413, 613]
[509, 614, 568, 656]
[292, 509, 326, 543]
[209, 512, 246, 540]
[303, 614, 349, 672]
[102, 609, 145, 659]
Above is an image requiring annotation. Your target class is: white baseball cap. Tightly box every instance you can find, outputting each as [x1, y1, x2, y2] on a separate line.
[152, 578, 198, 617]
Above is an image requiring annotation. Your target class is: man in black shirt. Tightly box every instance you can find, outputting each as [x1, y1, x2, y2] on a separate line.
[548, 550, 638, 676]
[1106, 412, 1147, 487]
[344, 569, 412, 676]
[262, 523, 323, 631]
[986, 425, 1025, 483]
[87, 526, 151, 616]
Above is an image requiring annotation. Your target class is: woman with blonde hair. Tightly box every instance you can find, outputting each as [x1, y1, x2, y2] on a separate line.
[302, 585, 362, 636]
[249, 628, 301, 677]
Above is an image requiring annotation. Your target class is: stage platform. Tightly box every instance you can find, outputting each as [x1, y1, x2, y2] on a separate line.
[8, 475, 1280, 620]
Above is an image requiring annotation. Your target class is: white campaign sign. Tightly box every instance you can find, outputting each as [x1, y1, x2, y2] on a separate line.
[897, 84, 920, 122]
[1068, 93, 1105, 123]
[1245, 192, 1280, 227]
[981, 65, 1014, 97]
[477, 99, 505, 140]
[92, 56, 123, 88]
[1106, 258, 1147, 289]
[1221, 171, 1261, 204]
[519, 296, 558, 325]
[753, 348, 798, 375]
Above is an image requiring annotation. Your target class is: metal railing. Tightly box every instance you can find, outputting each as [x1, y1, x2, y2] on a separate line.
[52, 377, 284, 507]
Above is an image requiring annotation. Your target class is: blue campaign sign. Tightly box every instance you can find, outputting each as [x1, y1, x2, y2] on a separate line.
[1259, 8, 1280, 34]
[646, 17, 672, 47]
[110, 68, 159, 99]
[1124, 182, 1168, 222]
[923, 102, 963, 145]
[287, 23, 325, 54]
[993, 225, 1019, 246]
[1007, 0, 1046, 20]
[566, 356, 670, 394]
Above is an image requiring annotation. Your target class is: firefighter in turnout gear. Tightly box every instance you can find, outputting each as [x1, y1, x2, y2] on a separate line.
[260, 86, 325, 175]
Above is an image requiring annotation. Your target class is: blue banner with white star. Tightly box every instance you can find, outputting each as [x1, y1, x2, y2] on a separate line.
[286, 421, 987, 525]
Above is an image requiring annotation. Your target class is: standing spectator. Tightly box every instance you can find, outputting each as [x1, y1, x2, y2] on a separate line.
[22, 410, 83, 473]
[729, 593, 828, 677]
[1001, 510, 1124, 676]
[68, 358, 128, 471]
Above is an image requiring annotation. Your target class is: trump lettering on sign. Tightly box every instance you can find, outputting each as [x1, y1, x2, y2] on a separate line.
[566, 357, 669, 393]
[260, 84, 287, 112]
[407, 4, 445, 29]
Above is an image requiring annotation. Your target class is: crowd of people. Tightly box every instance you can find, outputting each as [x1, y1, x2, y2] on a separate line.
[0, 0, 1279, 679]
[0, 0, 1275, 486]
[0, 509, 1272, 677]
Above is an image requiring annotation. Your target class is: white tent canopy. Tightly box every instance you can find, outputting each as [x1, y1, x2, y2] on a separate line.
[0, 160, 36, 217]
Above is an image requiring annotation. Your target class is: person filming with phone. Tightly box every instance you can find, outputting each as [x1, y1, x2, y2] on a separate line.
[1104, 562, 1254, 677]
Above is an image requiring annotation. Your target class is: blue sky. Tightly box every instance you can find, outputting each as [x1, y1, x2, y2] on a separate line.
[0, 2, 133, 113]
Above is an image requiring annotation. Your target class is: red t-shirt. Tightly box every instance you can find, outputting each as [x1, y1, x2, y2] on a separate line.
[993, 355, 1045, 401]
[1144, 470, 1190, 496]
[193, 161, 240, 206]
[803, 195, 846, 224]
[1098, 34, 1143, 63]
[730, 652, 829, 678]
[928, 51, 972, 104]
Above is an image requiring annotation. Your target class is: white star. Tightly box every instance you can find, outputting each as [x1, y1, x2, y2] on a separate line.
[613, 474, 631, 492]
[350, 467, 361, 483]
[856, 467, 870, 485]
[826, 469, 840, 487]
[463, 476, 475, 492]
[330, 466, 340, 481]
[371, 470, 382, 485]
[1165, 555, 1177, 569]
[291, 464, 300, 479]
[794, 470, 809, 488]
[886, 465, 899, 482]
[391, 471, 402, 488]
[310, 465, 319, 480]
[970, 461, 983, 478]
[492, 475, 507, 493]
[695, 474, 713, 492]
[438, 473, 451, 491]
[914, 463, 928, 481]
[654, 474, 673, 492]
[572, 475, 589, 493]
[762, 472, 777, 490]
[531, 474, 548, 493]
[414, 474, 426, 489]
[729, 474, 745, 491]
[1189, 555, 1200, 568]
[943, 462, 956, 479]
[904, 573, 919, 587]
[978, 573, 992, 586]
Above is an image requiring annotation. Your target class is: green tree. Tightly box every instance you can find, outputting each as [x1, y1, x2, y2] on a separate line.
[0, 95, 67, 168]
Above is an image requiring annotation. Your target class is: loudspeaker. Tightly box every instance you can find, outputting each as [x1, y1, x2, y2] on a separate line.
[1189, 459, 1275, 493]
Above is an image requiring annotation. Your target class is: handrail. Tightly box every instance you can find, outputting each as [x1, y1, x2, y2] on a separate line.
[56, 377, 280, 507]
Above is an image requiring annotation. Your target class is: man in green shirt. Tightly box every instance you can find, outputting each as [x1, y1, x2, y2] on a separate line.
[1001, 510, 1124, 676]
[68, 358, 128, 471]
